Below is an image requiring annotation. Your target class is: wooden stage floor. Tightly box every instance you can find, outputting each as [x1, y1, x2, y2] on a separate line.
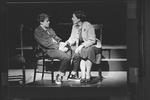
[8, 69, 128, 98]
[8, 69, 127, 87]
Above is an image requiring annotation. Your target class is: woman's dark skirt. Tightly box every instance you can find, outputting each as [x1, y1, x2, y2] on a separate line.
[80, 45, 101, 64]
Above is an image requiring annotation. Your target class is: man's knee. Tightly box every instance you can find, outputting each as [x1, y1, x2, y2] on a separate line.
[73, 53, 81, 59]
[63, 55, 71, 61]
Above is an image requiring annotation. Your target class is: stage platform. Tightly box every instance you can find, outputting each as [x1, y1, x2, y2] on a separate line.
[8, 69, 128, 98]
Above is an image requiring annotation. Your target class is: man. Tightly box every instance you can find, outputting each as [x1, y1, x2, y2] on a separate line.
[34, 13, 71, 85]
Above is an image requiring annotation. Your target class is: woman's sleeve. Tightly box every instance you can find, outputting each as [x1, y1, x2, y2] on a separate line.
[82, 25, 96, 48]
[66, 26, 77, 46]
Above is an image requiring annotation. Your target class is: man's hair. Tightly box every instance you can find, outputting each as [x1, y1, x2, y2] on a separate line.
[74, 11, 87, 22]
[37, 13, 50, 23]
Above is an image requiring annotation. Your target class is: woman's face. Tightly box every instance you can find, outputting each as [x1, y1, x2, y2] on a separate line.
[71, 14, 80, 24]
[40, 17, 50, 28]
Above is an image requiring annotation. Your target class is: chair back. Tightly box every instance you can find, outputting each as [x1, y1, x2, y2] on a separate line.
[92, 24, 103, 45]
[92, 24, 103, 64]
[30, 29, 43, 58]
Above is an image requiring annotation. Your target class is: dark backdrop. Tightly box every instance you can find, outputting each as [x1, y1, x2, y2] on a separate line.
[7, 1, 127, 49]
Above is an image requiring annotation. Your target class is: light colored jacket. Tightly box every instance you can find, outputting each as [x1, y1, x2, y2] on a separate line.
[66, 21, 101, 48]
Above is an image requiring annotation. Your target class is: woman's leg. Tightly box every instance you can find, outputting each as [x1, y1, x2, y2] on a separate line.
[85, 59, 92, 79]
[80, 59, 86, 79]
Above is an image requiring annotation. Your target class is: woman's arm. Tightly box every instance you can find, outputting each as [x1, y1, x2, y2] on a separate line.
[65, 25, 77, 46]
[82, 25, 96, 48]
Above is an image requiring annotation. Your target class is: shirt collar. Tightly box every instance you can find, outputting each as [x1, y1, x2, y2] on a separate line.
[40, 25, 47, 31]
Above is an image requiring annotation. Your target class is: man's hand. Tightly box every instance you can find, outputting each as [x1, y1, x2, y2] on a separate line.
[59, 42, 68, 52]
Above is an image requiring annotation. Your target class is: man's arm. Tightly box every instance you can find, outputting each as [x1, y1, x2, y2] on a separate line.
[34, 29, 51, 49]
[49, 28, 62, 42]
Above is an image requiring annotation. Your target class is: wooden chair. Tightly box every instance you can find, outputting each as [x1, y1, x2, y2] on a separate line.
[8, 24, 26, 86]
[32, 42, 54, 82]
[92, 24, 104, 81]
[92, 24, 103, 45]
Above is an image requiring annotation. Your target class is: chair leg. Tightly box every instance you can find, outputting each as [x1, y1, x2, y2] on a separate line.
[76, 63, 79, 77]
[51, 59, 54, 83]
[22, 62, 26, 85]
[42, 58, 45, 79]
[98, 66, 104, 82]
[77, 68, 79, 77]
[67, 62, 75, 79]
[33, 61, 37, 82]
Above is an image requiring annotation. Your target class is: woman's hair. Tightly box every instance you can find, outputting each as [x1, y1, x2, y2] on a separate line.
[37, 13, 50, 23]
[74, 10, 87, 22]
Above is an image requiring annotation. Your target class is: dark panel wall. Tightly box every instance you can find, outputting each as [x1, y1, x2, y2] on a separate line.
[142, 0, 150, 99]
[1, 0, 8, 100]
[126, 0, 140, 68]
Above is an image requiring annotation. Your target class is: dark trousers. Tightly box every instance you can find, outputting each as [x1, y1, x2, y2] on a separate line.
[71, 52, 81, 72]
[46, 49, 71, 73]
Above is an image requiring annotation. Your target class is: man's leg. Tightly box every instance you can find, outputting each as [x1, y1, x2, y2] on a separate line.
[46, 49, 71, 72]
[72, 53, 81, 74]
[46, 49, 71, 84]
[68, 53, 81, 80]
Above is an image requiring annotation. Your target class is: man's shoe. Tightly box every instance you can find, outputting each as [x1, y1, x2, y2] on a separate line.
[55, 74, 63, 85]
[68, 74, 79, 81]
[85, 77, 91, 83]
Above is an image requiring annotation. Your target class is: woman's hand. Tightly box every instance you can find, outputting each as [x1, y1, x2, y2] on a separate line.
[75, 45, 84, 54]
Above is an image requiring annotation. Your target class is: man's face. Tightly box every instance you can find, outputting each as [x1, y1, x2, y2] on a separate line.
[41, 18, 50, 28]
[72, 14, 80, 24]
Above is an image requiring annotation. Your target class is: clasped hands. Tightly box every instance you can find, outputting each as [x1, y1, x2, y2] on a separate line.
[59, 42, 68, 52]
[61, 41, 85, 54]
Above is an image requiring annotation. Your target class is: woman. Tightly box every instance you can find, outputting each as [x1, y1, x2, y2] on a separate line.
[65, 11, 101, 83]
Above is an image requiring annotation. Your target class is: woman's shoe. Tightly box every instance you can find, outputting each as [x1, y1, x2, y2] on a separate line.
[80, 78, 86, 83]
[85, 77, 91, 83]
